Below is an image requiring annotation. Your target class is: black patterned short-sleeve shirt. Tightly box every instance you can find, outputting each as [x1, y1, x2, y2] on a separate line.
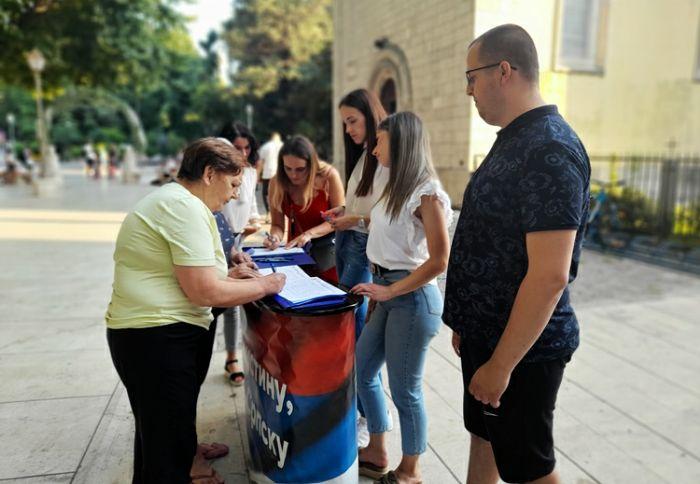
[443, 105, 590, 362]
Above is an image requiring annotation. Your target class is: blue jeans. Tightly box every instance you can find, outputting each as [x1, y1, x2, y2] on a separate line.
[335, 230, 372, 335]
[335, 230, 374, 417]
[356, 271, 443, 455]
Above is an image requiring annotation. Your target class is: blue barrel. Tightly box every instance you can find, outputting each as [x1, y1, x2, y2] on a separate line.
[243, 297, 360, 483]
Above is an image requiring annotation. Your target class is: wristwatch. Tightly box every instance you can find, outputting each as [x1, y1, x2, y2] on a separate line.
[357, 216, 366, 229]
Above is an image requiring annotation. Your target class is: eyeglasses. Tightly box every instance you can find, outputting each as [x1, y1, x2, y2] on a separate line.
[465, 62, 517, 86]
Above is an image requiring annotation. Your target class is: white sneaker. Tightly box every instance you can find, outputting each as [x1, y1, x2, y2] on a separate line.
[357, 416, 370, 447]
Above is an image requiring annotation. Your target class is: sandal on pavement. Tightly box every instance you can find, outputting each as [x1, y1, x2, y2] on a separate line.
[190, 468, 225, 484]
[198, 442, 229, 460]
[374, 470, 422, 484]
[359, 460, 389, 480]
[224, 359, 245, 386]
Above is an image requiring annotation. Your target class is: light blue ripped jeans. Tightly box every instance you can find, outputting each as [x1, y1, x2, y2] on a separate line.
[355, 270, 443, 455]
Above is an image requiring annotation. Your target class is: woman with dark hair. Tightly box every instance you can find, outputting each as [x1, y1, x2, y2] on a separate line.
[322, 88, 388, 445]
[351, 112, 452, 484]
[217, 123, 262, 386]
[105, 137, 285, 484]
[219, 121, 260, 170]
[264, 135, 344, 283]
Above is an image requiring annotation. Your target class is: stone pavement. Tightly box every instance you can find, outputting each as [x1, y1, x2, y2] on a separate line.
[1, 166, 699, 483]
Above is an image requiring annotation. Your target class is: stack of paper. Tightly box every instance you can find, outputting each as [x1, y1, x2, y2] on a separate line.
[248, 247, 305, 257]
[257, 265, 347, 309]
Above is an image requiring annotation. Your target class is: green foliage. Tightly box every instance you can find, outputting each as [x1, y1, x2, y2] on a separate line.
[0, 0, 335, 158]
[222, 0, 333, 157]
[224, 0, 332, 98]
[0, 0, 184, 91]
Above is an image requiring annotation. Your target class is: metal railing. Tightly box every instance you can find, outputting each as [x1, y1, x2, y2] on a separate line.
[472, 153, 700, 272]
[588, 154, 700, 240]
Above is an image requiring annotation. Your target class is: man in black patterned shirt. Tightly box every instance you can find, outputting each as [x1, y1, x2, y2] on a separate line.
[443, 24, 590, 484]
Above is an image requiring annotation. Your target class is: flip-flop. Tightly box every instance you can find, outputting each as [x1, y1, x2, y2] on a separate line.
[190, 468, 224, 484]
[225, 359, 245, 386]
[374, 470, 397, 483]
[359, 460, 390, 480]
[374, 470, 422, 484]
[198, 442, 229, 460]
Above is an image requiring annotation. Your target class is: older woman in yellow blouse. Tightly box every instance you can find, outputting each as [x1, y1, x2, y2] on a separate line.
[105, 137, 285, 484]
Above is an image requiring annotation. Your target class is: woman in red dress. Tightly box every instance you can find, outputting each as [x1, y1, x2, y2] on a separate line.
[265, 136, 345, 283]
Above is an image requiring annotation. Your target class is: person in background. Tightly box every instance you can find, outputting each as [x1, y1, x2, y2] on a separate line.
[217, 123, 262, 385]
[258, 132, 283, 218]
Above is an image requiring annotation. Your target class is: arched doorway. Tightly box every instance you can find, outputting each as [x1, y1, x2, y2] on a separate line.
[368, 41, 413, 113]
[379, 78, 397, 114]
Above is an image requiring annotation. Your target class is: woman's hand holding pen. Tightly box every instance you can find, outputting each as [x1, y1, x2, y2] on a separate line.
[263, 231, 280, 250]
[260, 273, 286, 295]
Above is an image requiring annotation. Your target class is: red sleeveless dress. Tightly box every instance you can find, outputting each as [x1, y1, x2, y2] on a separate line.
[282, 182, 338, 283]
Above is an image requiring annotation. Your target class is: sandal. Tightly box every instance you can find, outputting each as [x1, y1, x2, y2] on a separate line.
[198, 442, 229, 460]
[374, 470, 422, 484]
[374, 471, 398, 483]
[190, 467, 224, 484]
[224, 359, 245, 386]
[358, 448, 389, 480]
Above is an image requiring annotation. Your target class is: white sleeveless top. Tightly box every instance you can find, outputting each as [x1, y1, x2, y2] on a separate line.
[366, 178, 453, 278]
[220, 166, 259, 233]
[345, 151, 389, 234]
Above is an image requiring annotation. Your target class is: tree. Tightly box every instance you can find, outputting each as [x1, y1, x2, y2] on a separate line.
[0, 0, 184, 91]
[222, 0, 333, 157]
[223, 0, 332, 98]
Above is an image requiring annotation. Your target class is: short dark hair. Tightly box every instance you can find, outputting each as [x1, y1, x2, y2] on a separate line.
[470, 24, 539, 83]
[177, 137, 243, 181]
[218, 121, 260, 165]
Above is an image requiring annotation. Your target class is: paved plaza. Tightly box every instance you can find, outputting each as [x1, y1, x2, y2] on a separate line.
[1, 166, 699, 483]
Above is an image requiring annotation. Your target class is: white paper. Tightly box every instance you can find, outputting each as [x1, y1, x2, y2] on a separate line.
[257, 265, 345, 304]
[248, 246, 305, 256]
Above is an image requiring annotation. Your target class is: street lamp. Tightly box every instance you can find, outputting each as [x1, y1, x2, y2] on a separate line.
[25, 48, 59, 178]
[245, 103, 254, 131]
[6, 113, 15, 149]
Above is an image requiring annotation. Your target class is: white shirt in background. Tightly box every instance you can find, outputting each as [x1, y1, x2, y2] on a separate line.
[366, 177, 453, 280]
[220, 166, 259, 233]
[259, 137, 283, 180]
[345, 151, 390, 234]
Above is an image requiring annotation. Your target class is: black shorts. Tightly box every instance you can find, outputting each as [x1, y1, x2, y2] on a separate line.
[460, 339, 569, 483]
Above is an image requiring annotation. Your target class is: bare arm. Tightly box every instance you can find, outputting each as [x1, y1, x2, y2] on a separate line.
[266, 177, 286, 247]
[468, 229, 576, 407]
[174, 265, 285, 307]
[351, 195, 449, 300]
[285, 169, 346, 248]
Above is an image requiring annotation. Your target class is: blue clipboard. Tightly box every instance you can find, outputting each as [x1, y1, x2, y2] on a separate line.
[273, 293, 348, 310]
[243, 246, 316, 267]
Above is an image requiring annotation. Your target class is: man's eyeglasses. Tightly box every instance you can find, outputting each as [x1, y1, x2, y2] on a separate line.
[465, 62, 517, 86]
